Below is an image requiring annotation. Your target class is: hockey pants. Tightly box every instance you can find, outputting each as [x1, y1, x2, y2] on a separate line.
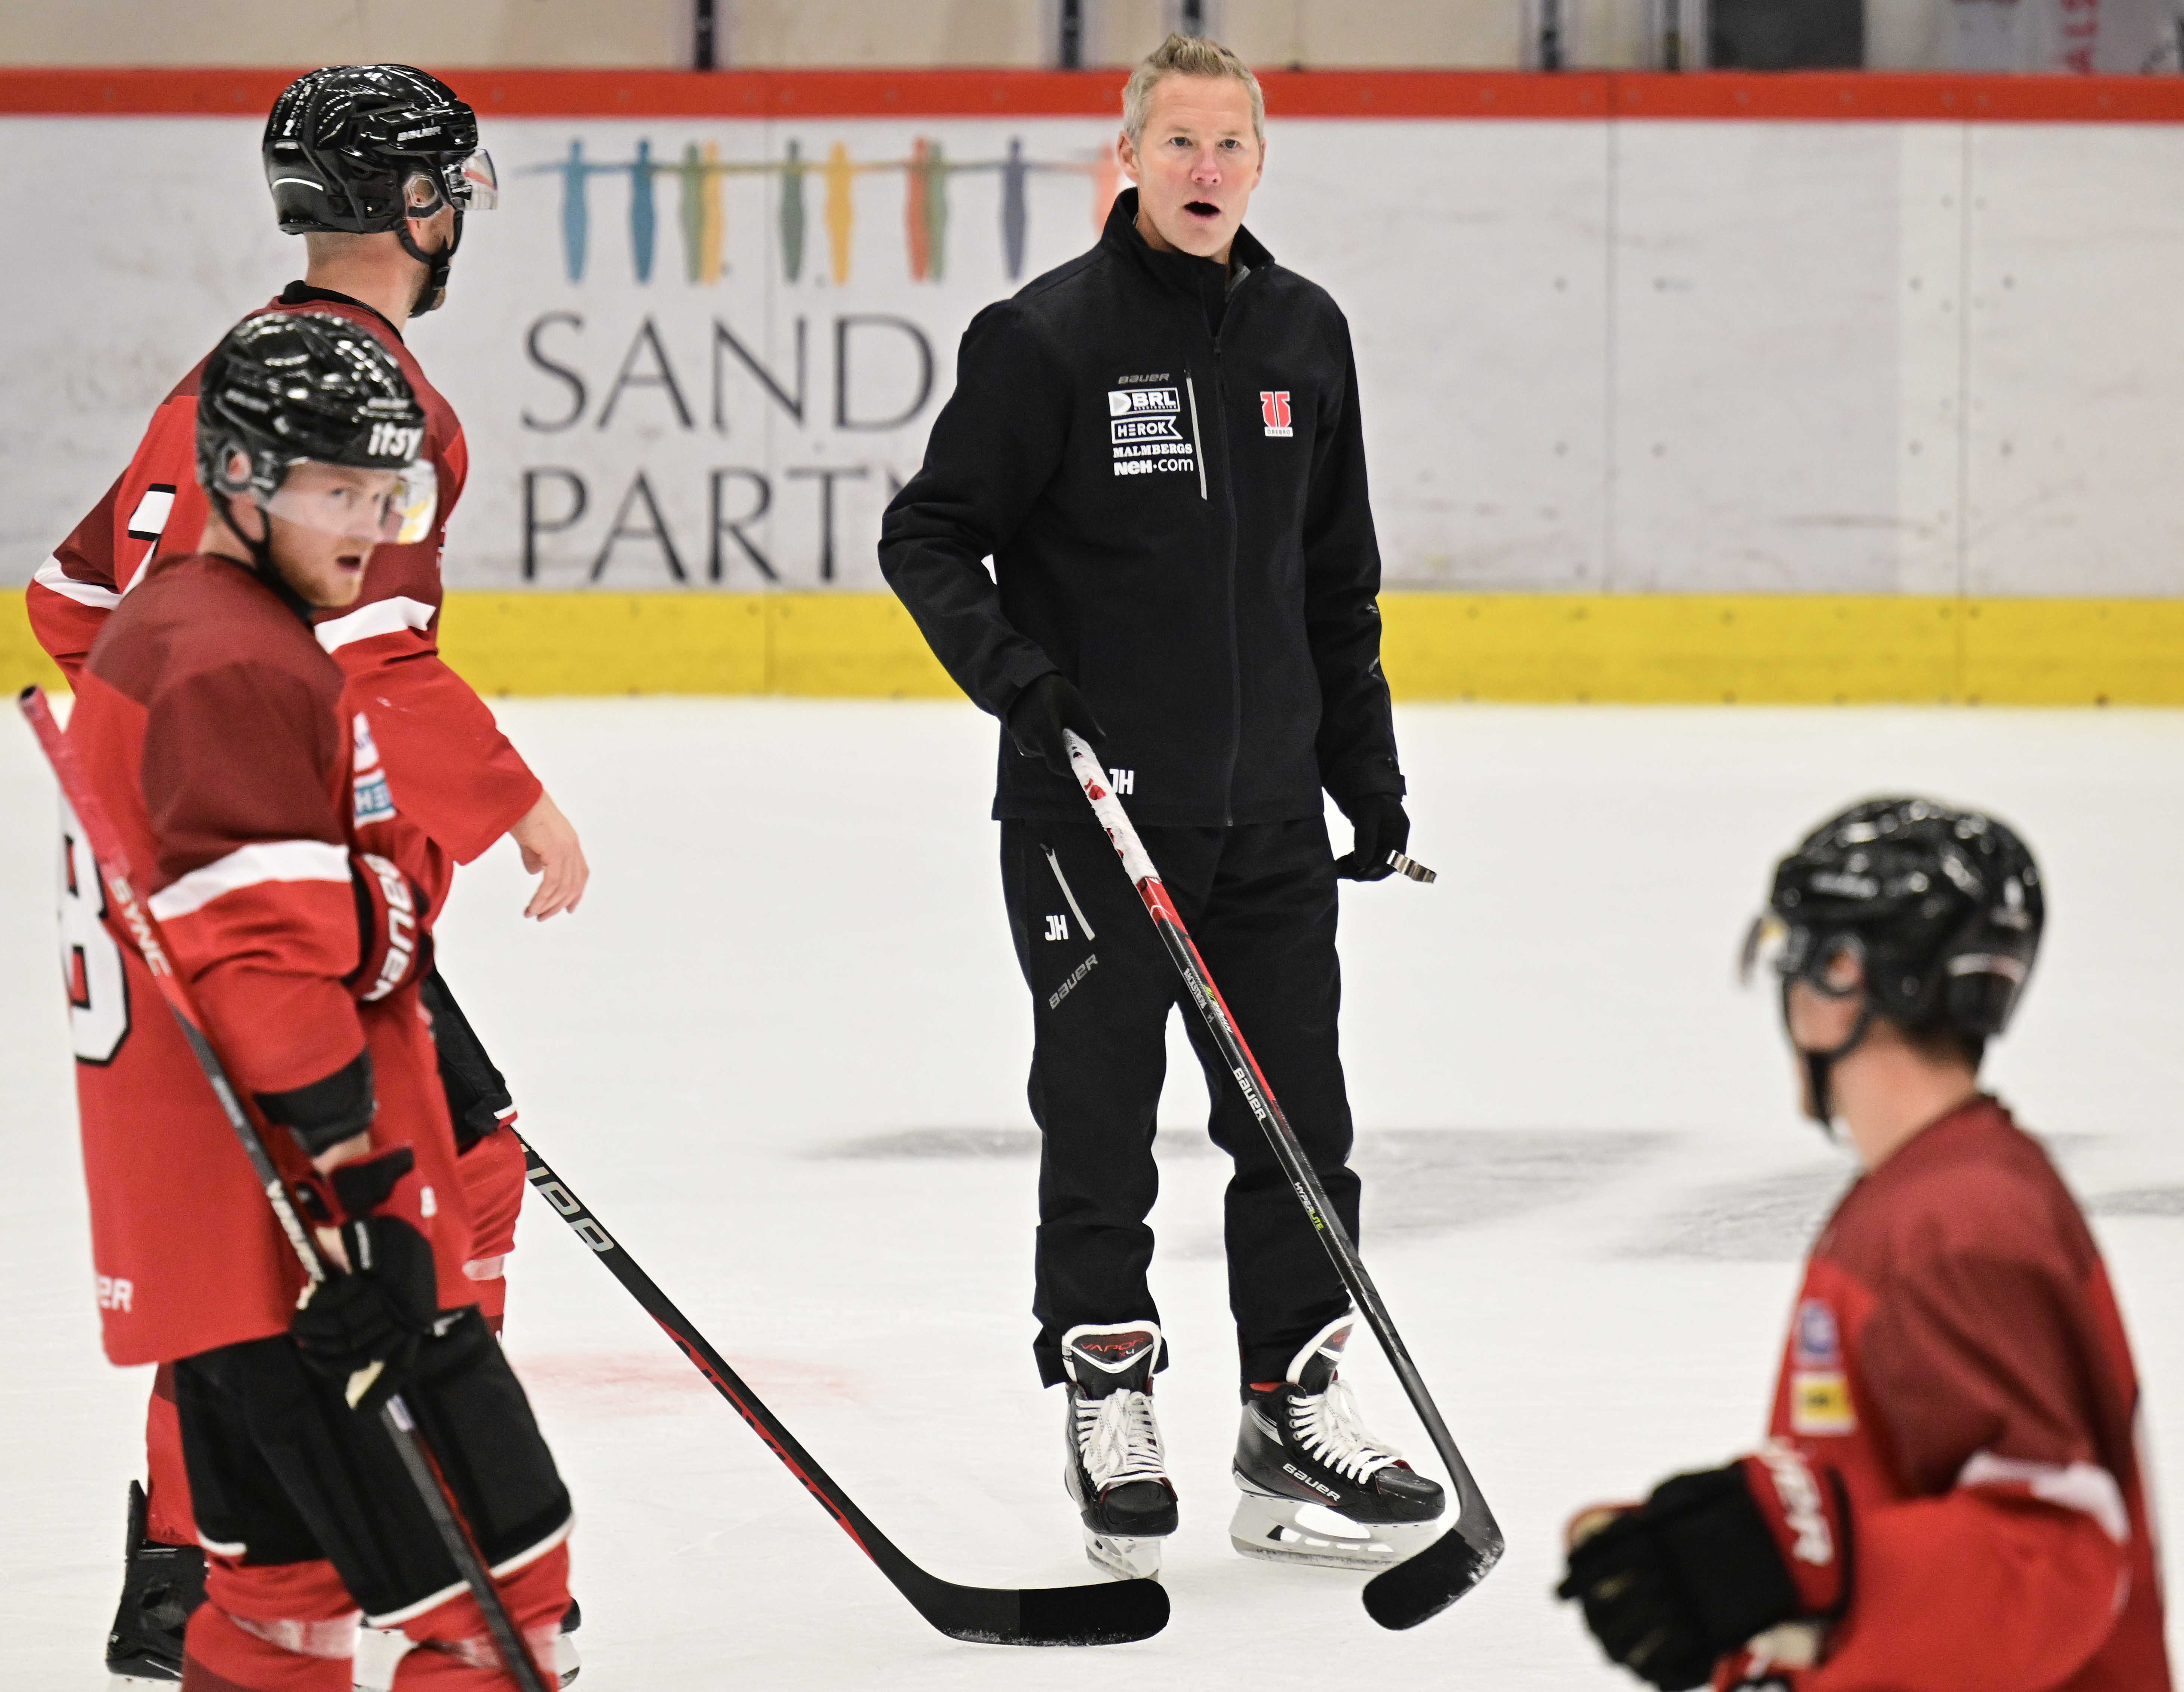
[172, 1310, 571, 1690]
[1002, 816, 1361, 1392]
[143, 968, 526, 1548]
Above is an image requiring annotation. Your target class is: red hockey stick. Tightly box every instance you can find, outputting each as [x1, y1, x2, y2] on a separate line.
[1063, 729, 1504, 1628]
[20, 687, 554, 1692]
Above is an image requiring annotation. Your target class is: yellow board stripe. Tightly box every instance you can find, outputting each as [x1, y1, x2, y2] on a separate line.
[8, 588, 2183, 705]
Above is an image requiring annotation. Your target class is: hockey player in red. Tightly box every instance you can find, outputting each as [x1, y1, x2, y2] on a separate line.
[1557, 799, 2169, 1692]
[25, 68, 585, 1679]
[64, 310, 574, 1691]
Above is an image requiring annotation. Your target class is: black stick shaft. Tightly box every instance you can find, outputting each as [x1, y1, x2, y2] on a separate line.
[515, 1138, 904, 1568]
[512, 1136, 1166, 1646]
[21, 687, 552, 1692]
[1065, 732, 1504, 1585]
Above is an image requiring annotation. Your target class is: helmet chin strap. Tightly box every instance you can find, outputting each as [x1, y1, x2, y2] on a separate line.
[395, 209, 462, 316]
[208, 485, 313, 622]
[1785, 984, 1875, 1136]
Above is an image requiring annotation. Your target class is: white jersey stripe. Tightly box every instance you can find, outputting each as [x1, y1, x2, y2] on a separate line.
[315, 594, 436, 654]
[32, 557, 122, 611]
[147, 841, 352, 922]
[1958, 1451, 2130, 1544]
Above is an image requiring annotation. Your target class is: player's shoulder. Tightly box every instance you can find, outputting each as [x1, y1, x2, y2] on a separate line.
[92, 554, 340, 710]
[1836, 1098, 2093, 1278]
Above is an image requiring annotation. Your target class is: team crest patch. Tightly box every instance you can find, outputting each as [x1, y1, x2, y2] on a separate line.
[352, 711, 396, 826]
[1260, 390, 1293, 437]
[1793, 1299, 1841, 1367]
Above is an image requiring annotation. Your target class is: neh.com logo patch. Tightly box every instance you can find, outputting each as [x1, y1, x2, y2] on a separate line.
[1260, 390, 1292, 438]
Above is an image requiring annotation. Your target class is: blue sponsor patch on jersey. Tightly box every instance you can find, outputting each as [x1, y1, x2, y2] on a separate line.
[1793, 1298, 1841, 1367]
[353, 771, 395, 827]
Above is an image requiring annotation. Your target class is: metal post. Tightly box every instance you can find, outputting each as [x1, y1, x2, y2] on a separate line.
[1540, 0, 1563, 69]
[1060, 0, 1084, 69]
[1180, 0, 1206, 34]
[1662, 0, 1683, 69]
[694, 0, 717, 70]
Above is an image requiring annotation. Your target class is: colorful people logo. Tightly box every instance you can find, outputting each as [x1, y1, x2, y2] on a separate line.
[528, 134, 1124, 287]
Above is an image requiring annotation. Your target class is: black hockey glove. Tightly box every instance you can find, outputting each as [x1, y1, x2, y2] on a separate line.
[1334, 793, 1410, 881]
[1557, 1449, 1848, 1691]
[1006, 673, 1107, 779]
[289, 1147, 440, 1412]
[418, 969, 516, 1154]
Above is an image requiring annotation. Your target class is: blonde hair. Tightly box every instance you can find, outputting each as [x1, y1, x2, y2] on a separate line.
[1122, 34, 1264, 150]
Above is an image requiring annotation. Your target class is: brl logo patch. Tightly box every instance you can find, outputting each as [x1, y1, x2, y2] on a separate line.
[1260, 390, 1292, 438]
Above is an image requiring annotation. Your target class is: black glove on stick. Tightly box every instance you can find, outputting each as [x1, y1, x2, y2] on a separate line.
[289, 1146, 440, 1410]
[1007, 674, 1107, 779]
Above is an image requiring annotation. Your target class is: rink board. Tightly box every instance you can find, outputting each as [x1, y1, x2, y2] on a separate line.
[10, 72, 2184, 601]
[10, 586, 2184, 704]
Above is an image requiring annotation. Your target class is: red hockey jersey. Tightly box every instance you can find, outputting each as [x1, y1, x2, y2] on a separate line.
[66, 551, 477, 1366]
[1731, 1098, 2169, 1692]
[29, 284, 539, 885]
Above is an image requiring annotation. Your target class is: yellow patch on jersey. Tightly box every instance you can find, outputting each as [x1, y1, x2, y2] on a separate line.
[1790, 1369, 1856, 1436]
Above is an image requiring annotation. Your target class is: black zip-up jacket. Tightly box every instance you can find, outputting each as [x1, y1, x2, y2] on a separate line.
[879, 189, 1403, 826]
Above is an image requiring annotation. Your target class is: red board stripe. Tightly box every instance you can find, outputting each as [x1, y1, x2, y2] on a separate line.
[4, 66, 2184, 123]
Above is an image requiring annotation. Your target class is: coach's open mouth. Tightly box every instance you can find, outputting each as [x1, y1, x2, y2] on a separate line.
[1184, 199, 1221, 220]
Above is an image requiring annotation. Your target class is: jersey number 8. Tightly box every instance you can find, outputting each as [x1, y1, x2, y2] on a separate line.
[57, 803, 130, 1064]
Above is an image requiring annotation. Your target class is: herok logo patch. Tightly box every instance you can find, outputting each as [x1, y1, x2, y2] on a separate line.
[1260, 390, 1293, 437]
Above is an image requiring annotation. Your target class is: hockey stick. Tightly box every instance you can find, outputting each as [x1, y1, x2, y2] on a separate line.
[513, 1134, 1169, 1646]
[1063, 730, 1504, 1629]
[19, 688, 555, 1692]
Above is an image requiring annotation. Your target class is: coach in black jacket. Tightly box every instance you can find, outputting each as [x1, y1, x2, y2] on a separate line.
[881, 37, 1426, 1559]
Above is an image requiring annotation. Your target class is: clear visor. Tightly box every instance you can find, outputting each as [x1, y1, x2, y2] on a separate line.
[263, 461, 429, 545]
[1739, 913, 1862, 997]
[448, 147, 497, 211]
[401, 150, 495, 220]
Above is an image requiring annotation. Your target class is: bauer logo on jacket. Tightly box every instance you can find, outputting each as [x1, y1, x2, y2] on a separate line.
[1260, 390, 1293, 437]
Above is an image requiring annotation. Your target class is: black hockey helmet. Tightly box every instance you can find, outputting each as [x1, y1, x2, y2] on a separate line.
[263, 66, 496, 310]
[197, 311, 428, 554]
[1744, 797, 2042, 1122]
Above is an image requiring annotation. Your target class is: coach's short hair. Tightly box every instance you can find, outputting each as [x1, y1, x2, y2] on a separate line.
[1122, 34, 1264, 149]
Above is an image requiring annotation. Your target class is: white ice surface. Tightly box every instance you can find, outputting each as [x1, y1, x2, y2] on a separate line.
[3, 700, 2180, 1688]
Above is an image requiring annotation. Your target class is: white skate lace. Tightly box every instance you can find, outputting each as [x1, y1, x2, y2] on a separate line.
[1077, 1388, 1168, 1491]
[1289, 1378, 1403, 1486]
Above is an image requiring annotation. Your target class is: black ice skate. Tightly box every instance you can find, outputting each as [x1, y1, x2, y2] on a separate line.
[1061, 1321, 1178, 1580]
[1231, 1315, 1445, 1568]
[105, 1481, 205, 1682]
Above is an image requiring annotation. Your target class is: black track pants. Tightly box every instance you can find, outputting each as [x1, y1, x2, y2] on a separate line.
[1003, 816, 1360, 1392]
